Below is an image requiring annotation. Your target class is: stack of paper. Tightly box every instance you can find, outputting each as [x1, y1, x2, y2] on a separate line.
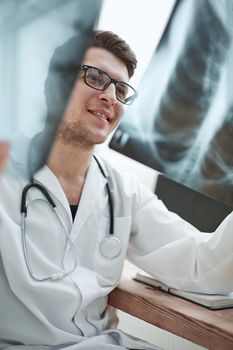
[134, 272, 233, 310]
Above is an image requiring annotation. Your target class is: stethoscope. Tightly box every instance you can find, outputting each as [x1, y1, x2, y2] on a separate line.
[21, 155, 122, 282]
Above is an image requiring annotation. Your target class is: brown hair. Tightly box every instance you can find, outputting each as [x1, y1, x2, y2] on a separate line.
[90, 30, 137, 78]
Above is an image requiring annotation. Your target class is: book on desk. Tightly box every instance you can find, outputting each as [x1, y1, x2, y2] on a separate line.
[134, 271, 233, 310]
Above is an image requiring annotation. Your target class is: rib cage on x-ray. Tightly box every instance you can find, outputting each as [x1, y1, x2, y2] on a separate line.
[110, 0, 233, 207]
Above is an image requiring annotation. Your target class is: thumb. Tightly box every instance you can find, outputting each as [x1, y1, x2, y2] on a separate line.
[0, 142, 10, 173]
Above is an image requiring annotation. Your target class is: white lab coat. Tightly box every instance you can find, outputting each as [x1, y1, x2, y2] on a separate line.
[0, 152, 233, 349]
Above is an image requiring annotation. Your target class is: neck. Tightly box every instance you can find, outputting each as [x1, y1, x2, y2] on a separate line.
[47, 140, 94, 204]
[48, 140, 93, 180]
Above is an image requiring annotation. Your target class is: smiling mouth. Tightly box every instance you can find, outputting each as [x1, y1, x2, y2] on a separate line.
[88, 109, 110, 122]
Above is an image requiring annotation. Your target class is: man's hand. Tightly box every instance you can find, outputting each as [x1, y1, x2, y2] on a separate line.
[0, 142, 9, 173]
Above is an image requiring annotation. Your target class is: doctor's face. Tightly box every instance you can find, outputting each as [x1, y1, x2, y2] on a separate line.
[60, 47, 129, 147]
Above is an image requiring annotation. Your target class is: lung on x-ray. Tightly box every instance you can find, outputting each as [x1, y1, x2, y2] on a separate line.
[0, 0, 102, 179]
[110, 0, 233, 208]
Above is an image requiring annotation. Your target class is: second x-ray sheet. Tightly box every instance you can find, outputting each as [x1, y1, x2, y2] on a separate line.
[110, 0, 233, 207]
[0, 0, 102, 179]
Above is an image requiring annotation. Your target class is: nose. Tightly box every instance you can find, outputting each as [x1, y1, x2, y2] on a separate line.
[98, 83, 117, 105]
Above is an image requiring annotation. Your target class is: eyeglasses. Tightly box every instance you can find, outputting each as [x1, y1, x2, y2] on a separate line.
[80, 65, 138, 105]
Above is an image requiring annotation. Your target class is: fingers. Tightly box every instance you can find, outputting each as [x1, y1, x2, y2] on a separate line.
[0, 142, 10, 173]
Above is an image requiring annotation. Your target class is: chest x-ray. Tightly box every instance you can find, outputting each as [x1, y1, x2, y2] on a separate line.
[0, 0, 102, 179]
[110, 0, 233, 208]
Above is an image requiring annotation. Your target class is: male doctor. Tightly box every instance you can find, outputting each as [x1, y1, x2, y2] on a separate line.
[0, 30, 233, 350]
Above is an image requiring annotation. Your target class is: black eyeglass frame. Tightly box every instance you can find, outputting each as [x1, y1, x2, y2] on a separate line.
[80, 64, 138, 105]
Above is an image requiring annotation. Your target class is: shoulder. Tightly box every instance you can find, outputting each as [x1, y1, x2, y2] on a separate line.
[0, 174, 26, 224]
[95, 154, 156, 212]
[97, 154, 141, 187]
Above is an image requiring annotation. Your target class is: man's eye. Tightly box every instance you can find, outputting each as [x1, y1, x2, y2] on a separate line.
[116, 84, 127, 98]
[86, 69, 105, 85]
[88, 73, 101, 83]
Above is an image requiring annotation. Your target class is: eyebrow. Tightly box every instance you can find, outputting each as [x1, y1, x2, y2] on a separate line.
[94, 65, 129, 83]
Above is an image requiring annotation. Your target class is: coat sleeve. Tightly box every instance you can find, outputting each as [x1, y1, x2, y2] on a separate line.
[127, 184, 233, 294]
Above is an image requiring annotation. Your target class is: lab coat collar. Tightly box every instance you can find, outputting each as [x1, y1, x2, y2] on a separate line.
[34, 157, 108, 237]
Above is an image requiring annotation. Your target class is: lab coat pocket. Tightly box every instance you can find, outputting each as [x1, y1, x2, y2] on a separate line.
[93, 215, 132, 287]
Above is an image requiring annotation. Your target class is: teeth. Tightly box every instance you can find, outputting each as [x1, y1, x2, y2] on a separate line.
[94, 111, 104, 118]
[92, 111, 106, 119]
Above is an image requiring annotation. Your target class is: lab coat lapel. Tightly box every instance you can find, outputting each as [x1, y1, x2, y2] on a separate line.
[70, 157, 107, 240]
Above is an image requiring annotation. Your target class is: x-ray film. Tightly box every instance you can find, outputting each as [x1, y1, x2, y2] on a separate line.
[0, 0, 102, 179]
[110, 0, 233, 207]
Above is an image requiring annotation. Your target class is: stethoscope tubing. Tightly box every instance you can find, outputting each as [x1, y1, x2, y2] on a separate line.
[20, 155, 121, 282]
[21, 183, 78, 281]
[93, 155, 114, 236]
[21, 182, 56, 215]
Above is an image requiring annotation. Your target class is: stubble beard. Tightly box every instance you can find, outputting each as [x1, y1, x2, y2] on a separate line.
[57, 120, 106, 149]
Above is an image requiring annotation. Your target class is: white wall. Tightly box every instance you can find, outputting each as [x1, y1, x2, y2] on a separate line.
[97, 0, 176, 88]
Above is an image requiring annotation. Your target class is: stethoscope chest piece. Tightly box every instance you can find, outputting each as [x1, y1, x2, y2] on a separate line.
[100, 236, 122, 259]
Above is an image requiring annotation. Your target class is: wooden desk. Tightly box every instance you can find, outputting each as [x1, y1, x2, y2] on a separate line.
[108, 263, 233, 350]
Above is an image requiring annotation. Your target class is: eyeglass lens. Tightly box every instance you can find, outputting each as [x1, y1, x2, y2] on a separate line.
[83, 66, 136, 104]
